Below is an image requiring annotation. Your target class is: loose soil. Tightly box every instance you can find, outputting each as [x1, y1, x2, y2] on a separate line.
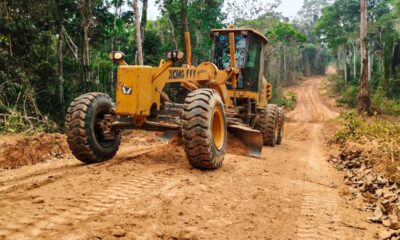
[0, 134, 69, 169]
[0, 76, 383, 239]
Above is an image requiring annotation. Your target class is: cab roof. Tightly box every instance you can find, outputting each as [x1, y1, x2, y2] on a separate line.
[210, 28, 268, 44]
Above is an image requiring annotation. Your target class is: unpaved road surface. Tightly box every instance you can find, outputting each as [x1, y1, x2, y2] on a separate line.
[0, 76, 379, 240]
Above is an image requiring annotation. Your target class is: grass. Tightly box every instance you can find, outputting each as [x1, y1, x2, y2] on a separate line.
[0, 109, 57, 134]
[332, 111, 400, 180]
[274, 90, 297, 110]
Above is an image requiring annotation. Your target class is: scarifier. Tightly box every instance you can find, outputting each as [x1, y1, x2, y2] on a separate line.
[65, 26, 285, 170]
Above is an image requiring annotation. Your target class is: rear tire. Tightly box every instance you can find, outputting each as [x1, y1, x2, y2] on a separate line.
[182, 89, 227, 170]
[65, 93, 121, 164]
[276, 107, 284, 145]
[257, 104, 278, 147]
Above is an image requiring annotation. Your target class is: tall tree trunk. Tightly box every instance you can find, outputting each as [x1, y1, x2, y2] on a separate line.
[392, 43, 400, 78]
[383, 41, 392, 90]
[56, 13, 64, 116]
[344, 60, 348, 84]
[168, 15, 178, 49]
[134, 0, 143, 65]
[110, 0, 120, 96]
[181, 0, 189, 58]
[337, 50, 341, 79]
[140, 0, 148, 44]
[358, 0, 371, 114]
[283, 45, 287, 83]
[4, 0, 12, 57]
[368, 50, 373, 82]
[82, 26, 91, 84]
[352, 41, 356, 80]
[79, 0, 93, 87]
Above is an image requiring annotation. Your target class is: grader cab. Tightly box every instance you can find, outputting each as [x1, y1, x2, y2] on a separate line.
[65, 26, 284, 170]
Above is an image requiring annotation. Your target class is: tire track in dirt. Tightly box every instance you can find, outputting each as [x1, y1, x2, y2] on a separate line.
[1, 171, 170, 240]
[296, 125, 346, 240]
[297, 190, 345, 240]
[287, 77, 339, 123]
[0, 145, 166, 195]
[289, 77, 346, 239]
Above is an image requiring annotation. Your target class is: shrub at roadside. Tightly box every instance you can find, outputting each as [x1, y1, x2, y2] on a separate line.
[336, 85, 358, 108]
[277, 91, 297, 110]
[372, 90, 400, 116]
[0, 109, 57, 134]
[332, 111, 400, 180]
[327, 75, 400, 115]
[326, 75, 359, 108]
[330, 112, 400, 238]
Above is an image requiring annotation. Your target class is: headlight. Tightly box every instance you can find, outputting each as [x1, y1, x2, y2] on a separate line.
[166, 51, 184, 61]
[108, 51, 125, 61]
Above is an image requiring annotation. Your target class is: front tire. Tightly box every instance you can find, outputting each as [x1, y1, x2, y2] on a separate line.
[65, 93, 121, 164]
[257, 104, 278, 147]
[182, 89, 227, 170]
[276, 107, 285, 145]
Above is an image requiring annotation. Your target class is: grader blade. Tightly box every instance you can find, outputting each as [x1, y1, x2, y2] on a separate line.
[159, 130, 180, 142]
[228, 125, 263, 158]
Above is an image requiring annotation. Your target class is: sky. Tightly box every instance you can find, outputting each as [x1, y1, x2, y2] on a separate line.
[276, 0, 304, 19]
[146, 0, 304, 21]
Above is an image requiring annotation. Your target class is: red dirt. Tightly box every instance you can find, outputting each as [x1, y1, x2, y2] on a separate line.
[0, 134, 70, 169]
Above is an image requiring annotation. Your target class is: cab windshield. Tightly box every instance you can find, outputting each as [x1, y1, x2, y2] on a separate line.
[212, 33, 262, 91]
[213, 34, 247, 70]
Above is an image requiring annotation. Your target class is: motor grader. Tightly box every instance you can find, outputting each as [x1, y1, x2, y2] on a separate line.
[65, 26, 285, 170]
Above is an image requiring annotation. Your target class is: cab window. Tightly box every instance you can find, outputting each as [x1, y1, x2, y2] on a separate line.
[213, 34, 247, 69]
[244, 36, 262, 91]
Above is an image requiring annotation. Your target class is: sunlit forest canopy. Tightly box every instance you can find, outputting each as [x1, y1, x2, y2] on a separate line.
[0, 0, 400, 132]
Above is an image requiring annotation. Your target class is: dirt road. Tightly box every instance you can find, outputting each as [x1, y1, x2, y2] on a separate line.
[0, 76, 379, 240]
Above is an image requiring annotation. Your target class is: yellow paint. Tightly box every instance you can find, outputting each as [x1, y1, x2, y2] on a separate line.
[212, 107, 225, 150]
[184, 32, 192, 66]
[114, 27, 272, 126]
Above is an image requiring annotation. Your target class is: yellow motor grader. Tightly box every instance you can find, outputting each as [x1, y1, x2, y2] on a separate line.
[65, 26, 285, 169]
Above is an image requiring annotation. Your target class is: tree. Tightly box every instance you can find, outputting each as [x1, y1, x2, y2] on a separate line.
[140, 0, 148, 44]
[297, 0, 332, 42]
[265, 21, 307, 85]
[110, 0, 123, 94]
[181, 0, 189, 64]
[358, 0, 371, 114]
[134, 0, 143, 65]
[225, 0, 282, 21]
[78, 0, 93, 85]
[55, 0, 65, 115]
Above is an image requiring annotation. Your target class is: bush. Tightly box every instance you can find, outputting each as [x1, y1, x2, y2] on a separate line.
[326, 75, 358, 108]
[273, 90, 297, 109]
[332, 111, 400, 163]
[331, 111, 363, 144]
[327, 74, 346, 94]
[331, 111, 400, 179]
[0, 108, 58, 134]
[337, 85, 359, 108]
[372, 89, 400, 115]
[0, 110, 27, 133]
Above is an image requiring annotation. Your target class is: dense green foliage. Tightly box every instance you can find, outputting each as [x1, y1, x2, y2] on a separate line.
[0, 0, 333, 132]
[236, 0, 331, 102]
[315, 0, 400, 115]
